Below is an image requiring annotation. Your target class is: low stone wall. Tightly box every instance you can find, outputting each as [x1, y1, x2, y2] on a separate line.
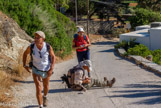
[77, 20, 114, 34]
[116, 48, 161, 75]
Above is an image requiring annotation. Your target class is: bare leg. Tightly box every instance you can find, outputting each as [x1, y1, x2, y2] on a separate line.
[33, 73, 42, 106]
[43, 76, 50, 96]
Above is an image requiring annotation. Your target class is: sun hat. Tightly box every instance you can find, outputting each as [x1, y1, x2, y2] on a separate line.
[79, 60, 92, 72]
[77, 27, 85, 33]
[35, 31, 45, 39]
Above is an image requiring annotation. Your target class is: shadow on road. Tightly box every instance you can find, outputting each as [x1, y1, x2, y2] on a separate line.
[13, 79, 61, 84]
[108, 82, 161, 105]
[92, 41, 118, 45]
[23, 105, 38, 108]
[47, 88, 72, 93]
[99, 48, 114, 53]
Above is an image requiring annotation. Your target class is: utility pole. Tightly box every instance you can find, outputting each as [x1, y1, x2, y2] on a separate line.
[87, 0, 89, 37]
[75, 0, 78, 25]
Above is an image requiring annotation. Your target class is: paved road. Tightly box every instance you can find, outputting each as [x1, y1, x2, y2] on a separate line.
[13, 40, 161, 108]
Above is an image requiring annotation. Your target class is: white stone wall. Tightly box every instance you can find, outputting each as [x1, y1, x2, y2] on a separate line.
[120, 24, 161, 50]
[150, 27, 161, 50]
[135, 25, 150, 31]
[120, 29, 150, 48]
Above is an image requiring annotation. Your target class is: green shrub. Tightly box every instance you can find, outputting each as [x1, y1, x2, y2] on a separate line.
[0, 0, 76, 58]
[116, 40, 161, 65]
[127, 44, 152, 57]
[114, 39, 139, 51]
[129, 8, 161, 29]
[151, 49, 161, 65]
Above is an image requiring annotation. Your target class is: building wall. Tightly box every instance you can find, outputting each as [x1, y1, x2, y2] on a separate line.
[150, 27, 161, 50]
[120, 26, 161, 50]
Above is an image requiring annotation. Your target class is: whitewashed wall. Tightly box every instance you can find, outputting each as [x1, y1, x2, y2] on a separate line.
[120, 29, 150, 48]
[135, 25, 150, 31]
[120, 26, 161, 50]
[150, 27, 161, 50]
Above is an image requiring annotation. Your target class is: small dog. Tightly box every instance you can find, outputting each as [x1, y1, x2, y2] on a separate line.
[61, 74, 71, 88]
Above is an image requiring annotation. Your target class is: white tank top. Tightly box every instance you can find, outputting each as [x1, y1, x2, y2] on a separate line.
[32, 42, 50, 71]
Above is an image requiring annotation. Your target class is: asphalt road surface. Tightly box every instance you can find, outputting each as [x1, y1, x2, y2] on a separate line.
[13, 40, 161, 108]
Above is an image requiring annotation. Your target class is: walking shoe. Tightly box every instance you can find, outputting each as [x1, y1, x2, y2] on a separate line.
[39, 105, 43, 108]
[106, 80, 110, 87]
[109, 77, 116, 88]
[43, 96, 48, 107]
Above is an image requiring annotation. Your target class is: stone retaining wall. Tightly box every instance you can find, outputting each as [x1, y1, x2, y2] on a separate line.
[77, 20, 114, 34]
[116, 48, 161, 75]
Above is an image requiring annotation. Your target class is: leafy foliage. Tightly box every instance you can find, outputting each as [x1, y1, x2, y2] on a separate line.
[129, 8, 161, 29]
[137, 0, 161, 11]
[151, 50, 161, 65]
[66, 0, 123, 19]
[114, 39, 139, 51]
[127, 44, 152, 57]
[117, 41, 161, 65]
[53, 0, 69, 10]
[112, 28, 127, 38]
[0, 0, 76, 58]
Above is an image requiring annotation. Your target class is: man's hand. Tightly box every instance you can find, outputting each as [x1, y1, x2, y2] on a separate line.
[23, 66, 31, 73]
[82, 77, 91, 84]
[80, 44, 85, 48]
[47, 69, 53, 77]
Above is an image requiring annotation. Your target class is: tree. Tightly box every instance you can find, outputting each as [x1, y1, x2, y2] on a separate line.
[129, 8, 161, 29]
[137, 0, 161, 11]
[53, 0, 69, 11]
[66, 0, 93, 19]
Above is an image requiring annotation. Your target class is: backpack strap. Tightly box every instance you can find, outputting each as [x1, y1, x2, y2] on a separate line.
[29, 43, 34, 68]
[46, 43, 51, 62]
[30, 43, 35, 62]
[83, 34, 88, 43]
[30, 42, 51, 63]
[46, 43, 50, 52]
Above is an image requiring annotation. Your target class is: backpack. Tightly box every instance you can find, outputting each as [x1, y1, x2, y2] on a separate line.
[74, 34, 88, 47]
[29, 42, 51, 68]
[67, 66, 85, 90]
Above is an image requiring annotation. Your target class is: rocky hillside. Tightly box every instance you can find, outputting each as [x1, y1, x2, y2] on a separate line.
[0, 11, 33, 70]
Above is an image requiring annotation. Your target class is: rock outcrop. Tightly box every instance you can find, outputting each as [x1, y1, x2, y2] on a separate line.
[0, 11, 33, 69]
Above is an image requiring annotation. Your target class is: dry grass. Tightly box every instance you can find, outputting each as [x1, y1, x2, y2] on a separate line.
[12, 48, 29, 76]
[0, 70, 14, 108]
[0, 48, 30, 108]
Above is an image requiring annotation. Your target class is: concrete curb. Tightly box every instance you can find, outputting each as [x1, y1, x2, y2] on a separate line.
[116, 48, 161, 75]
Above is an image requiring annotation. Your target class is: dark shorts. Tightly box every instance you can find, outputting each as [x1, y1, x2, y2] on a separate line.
[76, 49, 90, 63]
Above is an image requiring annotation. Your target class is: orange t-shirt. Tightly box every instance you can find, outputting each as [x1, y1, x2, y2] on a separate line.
[73, 35, 89, 52]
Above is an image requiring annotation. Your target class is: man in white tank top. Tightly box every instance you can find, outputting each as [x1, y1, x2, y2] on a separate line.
[23, 31, 55, 108]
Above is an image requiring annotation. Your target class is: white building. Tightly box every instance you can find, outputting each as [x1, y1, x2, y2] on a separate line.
[120, 22, 161, 50]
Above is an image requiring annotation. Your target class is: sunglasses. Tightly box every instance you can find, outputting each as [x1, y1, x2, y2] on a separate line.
[39, 51, 42, 58]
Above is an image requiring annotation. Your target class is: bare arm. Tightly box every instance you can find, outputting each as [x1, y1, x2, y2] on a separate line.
[23, 46, 31, 73]
[72, 41, 82, 50]
[48, 45, 56, 77]
[85, 35, 91, 48]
